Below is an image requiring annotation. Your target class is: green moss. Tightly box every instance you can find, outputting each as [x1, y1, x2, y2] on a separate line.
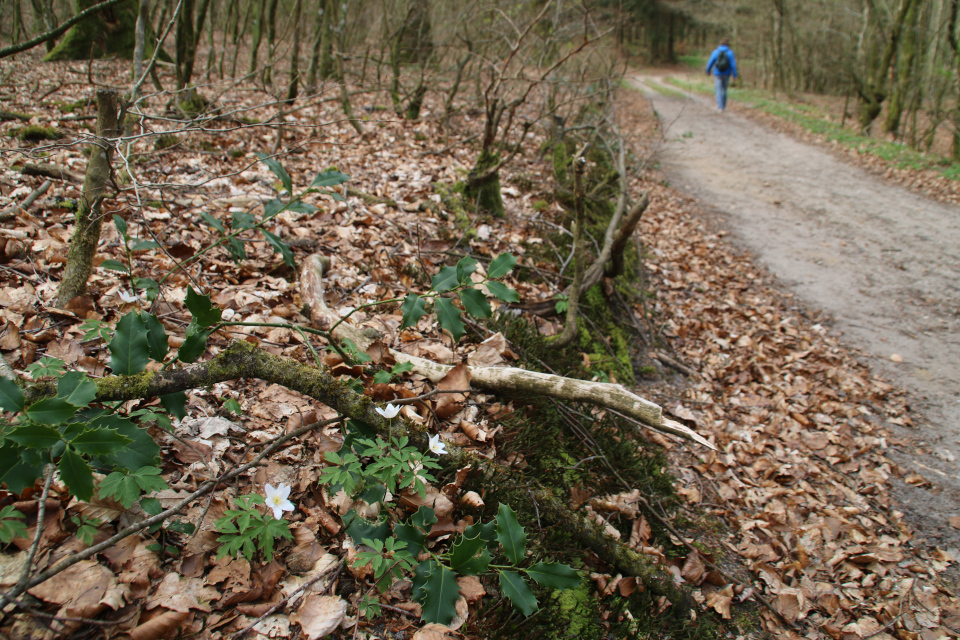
[230, 149, 246, 158]
[57, 98, 92, 113]
[545, 582, 604, 640]
[14, 125, 63, 141]
[44, 0, 170, 61]
[465, 150, 505, 217]
[0, 110, 31, 122]
[177, 91, 210, 119]
[154, 134, 178, 151]
[533, 199, 550, 212]
[552, 139, 571, 185]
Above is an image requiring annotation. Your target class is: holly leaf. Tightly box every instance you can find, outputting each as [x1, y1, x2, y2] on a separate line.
[24, 398, 77, 427]
[487, 253, 518, 279]
[434, 298, 464, 342]
[177, 322, 212, 363]
[459, 287, 492, 318]
[261, 230, 295, 268]
[70, 427, 132, 456]
[59, 448, 94, 501]
[159, 391, 187, 420]
[410, 505, 437, 533]
[419, 564, 460, 625]
[526, 562, 581, 590]
[485, 281, 520, 303]
[92, 415, 160, 471]
[109, 311, 150, 375]
[455, 256, 478, 286]
[310, 169, 350, 188]
[464, 520, 498, 551]
[143, 312, 169, 362]
[57, 371, 97, 408]
[496, 503, 526, 564]
[0, 378, 24, 412]
[450, 533, 491, 576]
[8, 424, 61, 448]
[499, 570, 539, 616]
[199, 211, 226, 234]
[257, 153, 293, 193]
[393, 523, 426, 556]
[399, 294, 426, 330]
[185, 287, 222, 328]
[431, 266, 459, 293]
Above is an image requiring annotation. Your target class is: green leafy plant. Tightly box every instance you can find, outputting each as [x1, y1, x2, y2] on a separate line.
[372, 361, 414, 385]
[99, 466, 169, 509]
[214, 494, 293, 562]
[354, 537, 417, 591]
[70, 514, 101, 546]
[0, 506, 27, 544]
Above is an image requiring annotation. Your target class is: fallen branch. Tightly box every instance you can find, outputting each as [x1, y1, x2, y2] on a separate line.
[0, 180, 51, 222]
[299, 254, 712, 448]
[21, 163, 85, 183]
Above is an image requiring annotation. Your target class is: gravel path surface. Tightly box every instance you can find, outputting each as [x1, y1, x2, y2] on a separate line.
[633, 73, 960, 544]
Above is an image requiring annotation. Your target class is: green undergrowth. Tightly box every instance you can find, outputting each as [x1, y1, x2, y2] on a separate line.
[663, 75, 960, 180]
[463, 313, 729, 638]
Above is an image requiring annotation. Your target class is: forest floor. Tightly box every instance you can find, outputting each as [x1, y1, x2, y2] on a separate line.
[0, 48, 959, 639]
[634, 67, 960, 567]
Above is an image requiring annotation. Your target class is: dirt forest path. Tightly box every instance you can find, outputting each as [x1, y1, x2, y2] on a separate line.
[631, 72, 960, 540]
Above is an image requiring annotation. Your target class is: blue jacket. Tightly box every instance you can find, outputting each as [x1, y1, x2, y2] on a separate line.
[706, 45, 737, 78]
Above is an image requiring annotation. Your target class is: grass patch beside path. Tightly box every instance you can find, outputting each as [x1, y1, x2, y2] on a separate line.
[662, 76, 960, 181]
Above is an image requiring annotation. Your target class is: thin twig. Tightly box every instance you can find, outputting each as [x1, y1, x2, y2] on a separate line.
[15, 464, 55, 593]
[231, 563, 344, 638]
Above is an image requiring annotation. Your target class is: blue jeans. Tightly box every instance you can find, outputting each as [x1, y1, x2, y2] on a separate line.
[715, 75, 731, 110]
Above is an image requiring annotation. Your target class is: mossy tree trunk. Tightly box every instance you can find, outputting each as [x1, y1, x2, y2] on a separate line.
[305, 0, 336, 91]
[56, 89, 119, 308]
[248, 0, 266, 75]
[465, 149, 504, 217]
[262, 0, 279, 86]
[883, 0, 919, 136]
[174, 0, 210, 89]
[396, 0, 432, 64]
[857, 0, 918, 132]
[44, 0, 140, 60]
[286, 0, 303, 104]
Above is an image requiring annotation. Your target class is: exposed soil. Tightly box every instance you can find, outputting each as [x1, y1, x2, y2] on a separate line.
[632, 72, 960, 549]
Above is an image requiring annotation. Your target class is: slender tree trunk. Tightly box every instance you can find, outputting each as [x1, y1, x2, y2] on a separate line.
[132, 0, 149, 98]
[262, 0, 278, 86]
[884, 0, 919, 135]
[248, 0, 266, 76]
[286, 0, 303, 104]
[305, 0, 326, 92]
[56, 89, 120, 308]
[175, 0, 196, 89]
[553, 154, 586, 348]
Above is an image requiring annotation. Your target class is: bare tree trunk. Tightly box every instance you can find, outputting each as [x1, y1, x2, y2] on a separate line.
[56, 89, 120, 308]
[132, 0, 149, 99]
[248, 0, 266, 76]
[262, 0, 278, 86]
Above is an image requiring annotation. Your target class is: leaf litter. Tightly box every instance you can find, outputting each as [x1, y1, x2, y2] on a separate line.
[0, 50, 954, 639]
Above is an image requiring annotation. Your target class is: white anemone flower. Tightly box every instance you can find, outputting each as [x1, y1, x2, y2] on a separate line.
[428, 434, 448, 456]
[118, 290, 141, 304]
[264, 482, 295, 520]
[375, 403, 401, 419]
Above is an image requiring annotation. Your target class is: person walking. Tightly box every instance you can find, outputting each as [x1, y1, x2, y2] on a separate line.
[706, 38, 738, 112]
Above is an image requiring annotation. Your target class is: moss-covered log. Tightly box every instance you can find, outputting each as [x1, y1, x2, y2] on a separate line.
[22, 340, 690, 609]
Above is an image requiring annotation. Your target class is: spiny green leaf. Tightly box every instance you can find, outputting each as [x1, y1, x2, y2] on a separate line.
[57, 371, 97, 408]
[109, 311, 150, 375]
[232, 211, 256, 230]
[496, 502, 526, 564]
[92, 415, 160, 471]
[227, 237, 246, 262]
[410, 506, 437, 532]
[485, 280, 520, 303]
[310, 169, 350, 188]
[459, 287, 492, 318]
[185, 287, 222, 328]
[499, 570, 539, 616]
[431, 266, 459, 293]
[526, 562, 581, 590]
[455, 257, 478, 286]
[464, 520, 498, 551]
[177, 322, 212, 363]
[199, 212, 226, 234]
[450, 533, 491, 575]
[8, 424, 61, 447]
[60, 448, 94, 501]
[143, 313, 169, 362]
[487, 253, 518, 279]
[24, 399, 77, 427]
[399, 294, 426, 330]
[70, 427, 132, 456]
[159, 391, 187, 420]
[0, 378, 24, 412]
[434, 298, 464, 342]
[261, 230, 295, 268]
[257, 153, 292, 193]
[419, 564, 460, 625]
[393, 523, 427, 556]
